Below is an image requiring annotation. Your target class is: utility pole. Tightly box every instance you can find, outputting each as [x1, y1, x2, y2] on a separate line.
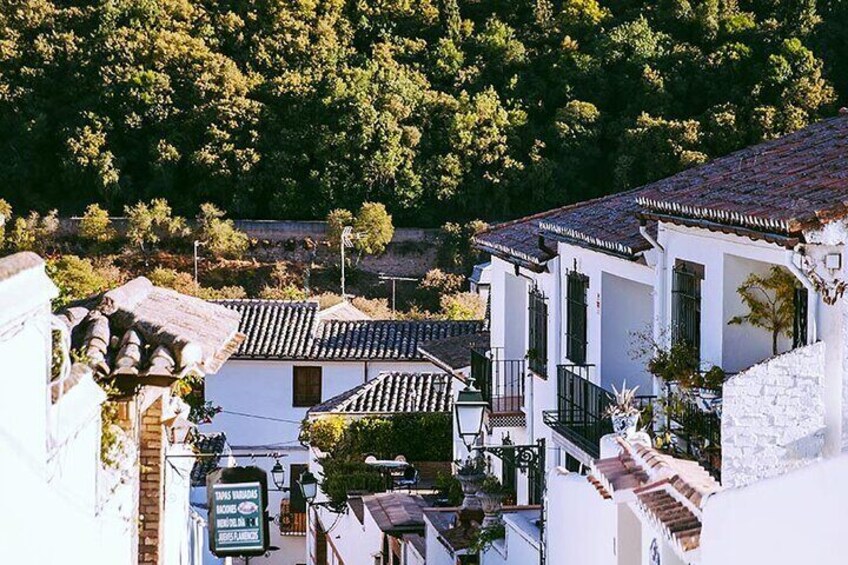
[193, 240, 206, 284]
[340, 227, 353, 298]
[378, 274, 418, 313]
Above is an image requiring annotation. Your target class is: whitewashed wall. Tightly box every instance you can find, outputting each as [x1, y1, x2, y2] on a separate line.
[424, 516, 458, 565]
[546, 467, 616, 565]
[701, 453, 848, 565]
[721, 342, 826, 488]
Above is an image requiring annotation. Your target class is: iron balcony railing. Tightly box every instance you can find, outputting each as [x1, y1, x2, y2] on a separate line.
[471, 348, 525, 413]
[665, 391, 722, 480]
[543, 364, 654, 459]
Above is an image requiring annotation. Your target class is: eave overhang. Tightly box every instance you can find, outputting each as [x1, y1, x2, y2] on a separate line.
[637, 211, 802, 248]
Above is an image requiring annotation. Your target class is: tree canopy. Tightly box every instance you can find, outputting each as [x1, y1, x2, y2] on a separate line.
[0, 0, 842, 225]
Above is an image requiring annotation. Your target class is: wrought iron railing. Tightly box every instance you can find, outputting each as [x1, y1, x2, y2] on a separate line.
[665, 392, 722, 479]
[471, 348, 525, 413]
[279, 499, 307, 535]
[543, 365, 656, 459]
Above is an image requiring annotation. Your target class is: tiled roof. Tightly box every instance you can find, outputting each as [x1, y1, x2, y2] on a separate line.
[310, 319, 484, 360]
[57, 278, 244, 389]
[635, 114, 848, 236]
[217, 300, 485, 361]
[308, 372, 453, 415]
[215, 300, 318, 359]
[364, 492, 429, 534]
[414, 332, 491, 373]
[476, 115, 848, 262]
[589, 437, 721, 560]
[190, 432, 229, 487]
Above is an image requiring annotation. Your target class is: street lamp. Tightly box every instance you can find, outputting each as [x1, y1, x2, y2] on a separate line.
[298, 470, 319, 502]
[454, 381, 487, 450]
[270, 460, 286, 491]
[432, 374, 448, 397]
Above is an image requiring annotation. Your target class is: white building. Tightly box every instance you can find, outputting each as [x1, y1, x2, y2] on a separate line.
[202, 299, 483, 565]
[0, 253, 242, 565]
[464, 114, 848, 564]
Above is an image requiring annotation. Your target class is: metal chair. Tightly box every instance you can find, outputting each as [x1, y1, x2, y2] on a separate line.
[393, 465, 419, 492]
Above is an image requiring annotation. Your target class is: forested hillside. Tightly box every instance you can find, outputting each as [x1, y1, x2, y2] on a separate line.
[1, 0, 844, 225]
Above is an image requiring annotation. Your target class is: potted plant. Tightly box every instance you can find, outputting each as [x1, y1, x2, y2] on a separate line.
[690, 366, 726, 404]
[477, 475, 505, 527]
[455, 457, 486, 510]
[605, 382, 641, 438]
[728, 266, 797, 356]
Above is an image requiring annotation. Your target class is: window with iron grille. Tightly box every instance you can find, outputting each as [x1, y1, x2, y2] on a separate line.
[528, 286, 548, 377]
[672, 261, 702, 357]
[566, 271, 588, 365]
[293, 366, 322, 407]
[793, 286, 808, 349]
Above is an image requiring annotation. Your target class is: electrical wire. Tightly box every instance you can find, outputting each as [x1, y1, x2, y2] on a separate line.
[219, 409, 304, 425]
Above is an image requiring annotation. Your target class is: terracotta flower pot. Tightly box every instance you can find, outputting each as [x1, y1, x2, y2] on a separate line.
[477, 491, 504, 527]
[456, 472, 485, 511]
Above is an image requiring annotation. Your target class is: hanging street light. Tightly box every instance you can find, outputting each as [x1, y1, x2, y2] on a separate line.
[270, 460, 286, 491]
[453, 381, 487, 450]
[298, 470, 319, 502]
[432, 374, 448, 397]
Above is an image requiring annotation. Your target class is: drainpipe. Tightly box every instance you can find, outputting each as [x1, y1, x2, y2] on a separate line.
[786, 245, 818, 344]
[639, 221, 666, 397]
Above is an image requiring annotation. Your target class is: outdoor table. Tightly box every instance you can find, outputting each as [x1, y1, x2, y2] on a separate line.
[365, 459, 410, 490]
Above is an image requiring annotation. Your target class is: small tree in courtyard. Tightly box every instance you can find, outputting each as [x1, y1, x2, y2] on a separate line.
[353, 202, 394, 257]
[79, 203, 116, 243]
[729, 266, 797, 355]
[196, 203, 249, 259]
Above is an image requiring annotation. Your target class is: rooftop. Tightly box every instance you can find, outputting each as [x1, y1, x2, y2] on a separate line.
[417, 332, 491, 373]
[218, 299, 484, 361]
[636, 114, 848, 237]
[57, 278, 244, 388]
[363, 492, 430, 534]
[589, 437, 721, 560]
[308, 372, 453, 416]
[474, 114, 848, 264]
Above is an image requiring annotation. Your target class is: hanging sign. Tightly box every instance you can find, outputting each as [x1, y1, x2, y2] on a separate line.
[207, 466, 270, 557]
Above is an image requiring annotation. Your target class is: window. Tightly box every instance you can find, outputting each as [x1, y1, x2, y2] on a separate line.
[528, 286, 549, 376]
[293, 366, 322, 407]
[793, 286, 808, 349]
[566, 271, 588, 365]
[671, 260, 703, 357]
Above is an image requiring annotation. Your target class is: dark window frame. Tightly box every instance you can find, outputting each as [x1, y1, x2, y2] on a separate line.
[293, 366, 322, 407]
[793, 286, 808, 349]
[566, 271, 589, 365]
[671, 260, 703, 357]
[528, 286, 549, 377]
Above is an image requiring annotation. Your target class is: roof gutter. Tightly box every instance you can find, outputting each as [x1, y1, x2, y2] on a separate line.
[639, 220, 667, 374]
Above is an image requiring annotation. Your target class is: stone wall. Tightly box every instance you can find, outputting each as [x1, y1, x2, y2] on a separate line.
[59, 217, 438, 243]
[721, 342, 826, 488]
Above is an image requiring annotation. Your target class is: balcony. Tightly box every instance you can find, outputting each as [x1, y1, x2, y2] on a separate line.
[471, 348, 525, 414]
[543, 364, 654, 459]
[279, 498, 307, 535]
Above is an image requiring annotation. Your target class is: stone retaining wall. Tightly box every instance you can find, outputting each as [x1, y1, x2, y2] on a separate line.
[59, 217, 438, 243]
[721, 342, 826, 488]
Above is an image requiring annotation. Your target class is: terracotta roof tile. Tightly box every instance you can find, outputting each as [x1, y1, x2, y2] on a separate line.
[308, 372, 452, 415]
[636, 115, 848, 235]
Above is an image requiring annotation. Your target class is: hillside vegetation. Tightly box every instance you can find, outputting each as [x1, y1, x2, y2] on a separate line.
[1, 0, 843, 224]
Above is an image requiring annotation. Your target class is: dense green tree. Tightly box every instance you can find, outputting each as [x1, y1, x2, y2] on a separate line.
[0, 0, 842, 225]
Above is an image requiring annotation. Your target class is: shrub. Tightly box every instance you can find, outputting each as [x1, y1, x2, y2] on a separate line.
[351, 296, 393, 319]
[259, 284, 308, 300]
[47, 255, 122, 307]
[326, 208, 354, 249]
[353, 202, 394, 256]
[7, 210, 59, 254]
[79, 203, 115, 243]
[314, 292, 345, 310]
[440, 292, 485, 320]
[420, 268, 465, 295]
[148, 267, 246, 299]
[125, 198, 189, 252]
[0, 199, 11, 246]
[319, 459, 387, 511]
[300, 416, 348, 452]
[437, 220, 488, 273]
[196, 203, 249, 259]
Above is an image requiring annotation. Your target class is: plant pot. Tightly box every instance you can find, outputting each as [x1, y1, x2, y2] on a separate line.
[611, 411, 640, 438]
[477, 492, 504, 528]
[456, 472, 485, 511]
